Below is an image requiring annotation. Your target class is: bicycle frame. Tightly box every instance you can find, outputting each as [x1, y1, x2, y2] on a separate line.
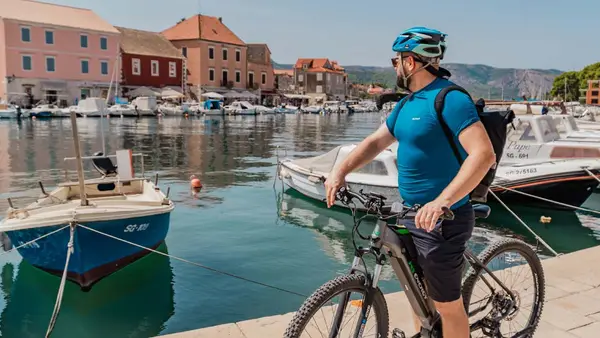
[330, 215, 519, 338]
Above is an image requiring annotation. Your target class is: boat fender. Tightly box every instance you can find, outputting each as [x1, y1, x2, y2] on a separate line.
[540, 216, 552, 224]
[0, 232, 12, 252]
[190, 174, 203, 193]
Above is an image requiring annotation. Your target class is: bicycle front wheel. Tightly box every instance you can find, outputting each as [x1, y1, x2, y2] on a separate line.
[284, 274, 389, 338]
[462, 238, 545, 338]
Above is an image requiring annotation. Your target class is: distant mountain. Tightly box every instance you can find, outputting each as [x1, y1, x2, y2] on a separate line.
[272, 60, 562, 99]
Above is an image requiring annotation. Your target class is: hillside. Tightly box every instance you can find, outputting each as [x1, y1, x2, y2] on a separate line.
[273, 61, 562, 99]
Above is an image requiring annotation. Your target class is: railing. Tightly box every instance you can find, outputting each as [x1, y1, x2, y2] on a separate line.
[63, 153, 146, 181]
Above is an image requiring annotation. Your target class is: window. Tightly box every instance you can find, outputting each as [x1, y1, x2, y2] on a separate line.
[235, 49, 241, 62]
[222, 70, 229, 83]
[132, 58, 141, 75]
[169, 62, 177, 77]
[317, 73, 323, 81]
[235, 70, 241, 83]
[80, 34, 88, 48]
[316, 85, 323, 93]
[261, 72, 266, 85]
[592, 90, 599, 97]
[302, 64, 308, 70]
[592, 99, 599, 104]
[298, 74, 304, 82]
[222, 48, 228, 61]
[80, 88, 90, 99]
[45, 30, 54, 44]
[209, 47, 214, 60]
[22, 55, 32, 71]
[327, 73, 331, 81]
[151, 60, 159, 76]
[100, 61, 109, 75]
[100, 37, 108, 50]
[81, 59, 89, 74]
[182, 47, 187, 57]
[248, 72, 254, 85]
[21, 27, 31, 42]
[45, 56, 55, 72]
[209, 68, 215, 82]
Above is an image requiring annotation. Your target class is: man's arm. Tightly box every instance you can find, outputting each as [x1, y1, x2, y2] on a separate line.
[436, 121, 496, 206]
[325, 124, 396, 207]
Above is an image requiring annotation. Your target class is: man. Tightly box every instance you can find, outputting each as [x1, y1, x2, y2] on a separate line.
[324, 27, 496, 338]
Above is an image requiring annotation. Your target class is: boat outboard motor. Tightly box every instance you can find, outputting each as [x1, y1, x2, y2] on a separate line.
[91, 151, 118, 177]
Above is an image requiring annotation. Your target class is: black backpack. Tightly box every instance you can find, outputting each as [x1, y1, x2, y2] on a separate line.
[392, 85, 515, 203]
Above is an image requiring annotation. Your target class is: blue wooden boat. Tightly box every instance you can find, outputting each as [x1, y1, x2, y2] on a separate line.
[0, 152, 174, 290]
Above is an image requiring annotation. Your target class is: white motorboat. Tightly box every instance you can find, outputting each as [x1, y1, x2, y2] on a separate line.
[278, 143, 600, 210]
[274, 105, 299, 114]
[108, 104, 137, 117]
[0, 104, 25, 118]
[29, 103, 63, 118]
[75, 98, 108, 117]
[301, 105, 324, 114]
[131, 97, 158, 116]
[503, 114, 600, 164]
[158, 102, 183, 116]
[254, 105, 275, 115]
[323, 101, 342, 114]
[224, 101, 257, 116]
[551, 115, 600, 140]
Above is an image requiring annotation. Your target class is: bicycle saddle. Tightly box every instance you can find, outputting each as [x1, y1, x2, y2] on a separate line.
[473, 204, 491, 219]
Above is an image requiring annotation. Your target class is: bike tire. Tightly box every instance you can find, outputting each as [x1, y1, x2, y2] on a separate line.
[284, 274, 390, 338]
[461, 238, 545, 338]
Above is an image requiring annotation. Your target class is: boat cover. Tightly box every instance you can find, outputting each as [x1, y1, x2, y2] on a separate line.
[290, 146, 343, 173]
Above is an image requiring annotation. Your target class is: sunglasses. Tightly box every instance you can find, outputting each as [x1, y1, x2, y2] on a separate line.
[391, 55, 421, 68]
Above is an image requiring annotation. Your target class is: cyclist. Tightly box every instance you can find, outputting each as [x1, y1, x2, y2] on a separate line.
[324, 27, 496, 338]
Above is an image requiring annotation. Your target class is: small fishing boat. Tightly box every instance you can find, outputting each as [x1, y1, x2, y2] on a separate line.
[108, 104, 137, 117]
[278, 144, 400, 211]
[278, 143, 600, 210]
[0, 104, 25, 119]
[197, 99, 224, 116]
[29, 103, 62, 118]
[224, 101, 257, 115]
[158, 102, 184, 116]
[0, 115, 174, 290]
[301, 105, 324, 114]
[274, 104, 299, 114]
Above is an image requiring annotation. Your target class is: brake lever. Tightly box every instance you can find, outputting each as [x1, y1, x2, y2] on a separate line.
[441, 206, 455, 221]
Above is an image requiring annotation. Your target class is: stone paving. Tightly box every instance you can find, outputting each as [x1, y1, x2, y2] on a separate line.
[157, 245, 600, 337]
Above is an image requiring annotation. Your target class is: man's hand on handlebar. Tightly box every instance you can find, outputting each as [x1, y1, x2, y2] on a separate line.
[415, 198, 451, 232]
[324, 171, 346, 208]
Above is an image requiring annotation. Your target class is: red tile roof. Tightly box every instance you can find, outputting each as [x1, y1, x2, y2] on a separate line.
[161, 15, 245, 46]
[294, 58, 345, 74]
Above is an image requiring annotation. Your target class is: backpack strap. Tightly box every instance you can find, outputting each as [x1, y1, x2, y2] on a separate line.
[389, 93, 413, 133]
[434, 85, 473, 166]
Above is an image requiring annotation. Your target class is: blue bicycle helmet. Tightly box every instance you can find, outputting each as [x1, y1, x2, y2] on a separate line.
[392, 27, 447, 59]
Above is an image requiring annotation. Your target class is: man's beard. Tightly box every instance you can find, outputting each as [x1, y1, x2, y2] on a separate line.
[396, 74, 411, 92]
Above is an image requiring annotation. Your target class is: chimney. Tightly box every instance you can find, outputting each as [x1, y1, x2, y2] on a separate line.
[218, 17, 222, 23]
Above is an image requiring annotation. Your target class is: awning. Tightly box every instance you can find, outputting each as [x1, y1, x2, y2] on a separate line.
[126, 86, 161, 97]
[223, 90, 242, 98]
[241, 90, 258, 99]
[161, 87, 184, 99]
[284, 94, 310, 99]
[201, 92, 224, 99]
[40, 80, 67, 91]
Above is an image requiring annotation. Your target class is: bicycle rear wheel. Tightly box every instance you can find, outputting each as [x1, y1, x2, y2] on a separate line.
[462, 238, 545, 338]
[284, 274, 389, 338]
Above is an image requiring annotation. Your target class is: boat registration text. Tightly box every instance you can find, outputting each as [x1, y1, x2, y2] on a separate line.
[124, 223, 150, 232]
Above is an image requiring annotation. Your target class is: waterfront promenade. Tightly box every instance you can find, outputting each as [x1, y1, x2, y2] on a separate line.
[158, 244, 600, 338]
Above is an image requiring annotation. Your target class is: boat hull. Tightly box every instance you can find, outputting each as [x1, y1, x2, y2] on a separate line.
[6, 211, 171, 290]
[279, 163, 400, 211]
[491, 174, 598, 209]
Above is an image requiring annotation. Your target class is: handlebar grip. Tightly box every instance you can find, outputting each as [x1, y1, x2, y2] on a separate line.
[441, 206, 455, 221]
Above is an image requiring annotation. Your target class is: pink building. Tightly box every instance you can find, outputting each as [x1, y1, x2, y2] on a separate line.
[0, 0, 120, 107]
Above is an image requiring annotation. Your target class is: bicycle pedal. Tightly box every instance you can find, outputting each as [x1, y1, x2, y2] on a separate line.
[392, 328, 406, 338]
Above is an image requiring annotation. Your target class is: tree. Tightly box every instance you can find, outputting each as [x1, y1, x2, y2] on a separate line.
[549, 71, 580, 101]
[578, 62, 600, 88]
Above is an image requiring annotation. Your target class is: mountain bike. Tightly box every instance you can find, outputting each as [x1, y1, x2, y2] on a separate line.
[283, 187, 545, 338]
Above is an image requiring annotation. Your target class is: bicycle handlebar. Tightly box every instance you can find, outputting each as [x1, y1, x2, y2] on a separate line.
[335, 186, 455, 221]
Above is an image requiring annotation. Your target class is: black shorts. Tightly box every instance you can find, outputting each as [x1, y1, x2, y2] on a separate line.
[404, 203, 475, 302]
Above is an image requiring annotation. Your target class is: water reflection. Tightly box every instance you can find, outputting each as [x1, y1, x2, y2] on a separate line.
[0, 244, 174, 338]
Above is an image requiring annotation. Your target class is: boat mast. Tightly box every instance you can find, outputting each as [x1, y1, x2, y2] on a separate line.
[70, 111, 88, 206]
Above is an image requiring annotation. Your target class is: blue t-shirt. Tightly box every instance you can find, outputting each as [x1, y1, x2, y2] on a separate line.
[385, 78, 479, 209]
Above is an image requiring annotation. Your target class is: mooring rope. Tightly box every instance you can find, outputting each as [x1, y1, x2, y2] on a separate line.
[45, 223, 75, 338]
[582, 167, 600, 185]
[491, 184, 600, 216]
[76, 223, 309, 298]
[488, 190, 560, 256]
[0, 225, 69, 256]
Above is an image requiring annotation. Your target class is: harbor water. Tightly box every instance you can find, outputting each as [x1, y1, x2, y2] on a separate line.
[0, 113, 600, 337]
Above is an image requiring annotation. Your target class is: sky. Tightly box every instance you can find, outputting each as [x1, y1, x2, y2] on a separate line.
[43, 0, 599, 71]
